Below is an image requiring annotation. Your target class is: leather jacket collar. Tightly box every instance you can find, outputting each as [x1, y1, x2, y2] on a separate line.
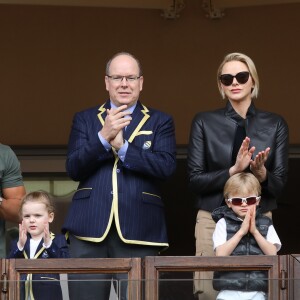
[225, 101, 256, 125]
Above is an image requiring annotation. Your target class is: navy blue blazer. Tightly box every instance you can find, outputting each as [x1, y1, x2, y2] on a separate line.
[62, 101, 177, 247]
[8, 233, 69, 300]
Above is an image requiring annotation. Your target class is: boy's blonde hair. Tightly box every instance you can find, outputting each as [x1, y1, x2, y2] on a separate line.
[20, 191, 55, 216]
[224, 173, 261, 199]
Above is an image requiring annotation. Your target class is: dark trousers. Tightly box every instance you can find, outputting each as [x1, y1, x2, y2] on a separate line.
[68, 223, 159, 300]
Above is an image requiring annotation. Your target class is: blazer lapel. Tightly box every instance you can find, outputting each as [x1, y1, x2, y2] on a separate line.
[22, 238, 43, 259]
[33, 240, 46, 258]
[126, 102, 150, 143]
[23, 232, 56, 259]
[23, 239, 31, 259]
[97, 101, 110, 127]
[96, 101, 150, 143]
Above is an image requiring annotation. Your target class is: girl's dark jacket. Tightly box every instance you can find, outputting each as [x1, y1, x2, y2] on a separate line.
[8, 233, 69, 300]
[212, 205, 273, 292]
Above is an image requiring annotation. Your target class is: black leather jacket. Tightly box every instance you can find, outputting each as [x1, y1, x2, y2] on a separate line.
[187, 101, 289, 213]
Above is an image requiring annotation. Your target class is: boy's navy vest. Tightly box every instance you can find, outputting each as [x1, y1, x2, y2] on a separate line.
[212, 206, 273, 292]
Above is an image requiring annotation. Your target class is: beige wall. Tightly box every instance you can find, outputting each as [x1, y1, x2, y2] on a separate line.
[0, 2, 299, 145]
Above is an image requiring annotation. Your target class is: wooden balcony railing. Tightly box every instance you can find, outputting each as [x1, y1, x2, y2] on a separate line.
[5, 258, 141, 300]
[144, 255, 287, 300]
[0, 255, 299, 299]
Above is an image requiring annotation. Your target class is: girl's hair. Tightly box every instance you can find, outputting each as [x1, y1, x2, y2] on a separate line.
[20, 191, 55, 215]
[224, 172, 261, 199]
[217, 52, 259, 99]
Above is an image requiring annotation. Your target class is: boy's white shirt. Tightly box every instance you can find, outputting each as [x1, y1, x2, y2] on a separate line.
[17, 238, 52, 253]
[213, 218, 282, 252]
[29, 239, 42, 258]
[216, 290, 266, 300]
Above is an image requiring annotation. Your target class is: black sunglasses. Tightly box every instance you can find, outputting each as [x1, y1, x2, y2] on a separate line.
[227, 196, 261, 206]
[219, 71, 250, 86]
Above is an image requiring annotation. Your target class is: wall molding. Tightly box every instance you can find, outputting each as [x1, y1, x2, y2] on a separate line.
[12, 144, 300, 174]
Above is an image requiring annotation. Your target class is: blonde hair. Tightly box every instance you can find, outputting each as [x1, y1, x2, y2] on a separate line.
[224, 173, 261, 199]
[20, 191, 55, 216]
[217, 52, 259, 99]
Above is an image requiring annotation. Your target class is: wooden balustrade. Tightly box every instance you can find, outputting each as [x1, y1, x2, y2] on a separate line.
[287, 254, 300, 300]
[144, 255, 288, 300]
[5, 258, 141, 300]
[0, 255, 299, 299]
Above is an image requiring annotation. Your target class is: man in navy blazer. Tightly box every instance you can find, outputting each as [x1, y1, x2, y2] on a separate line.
[63, 52, 176, 299]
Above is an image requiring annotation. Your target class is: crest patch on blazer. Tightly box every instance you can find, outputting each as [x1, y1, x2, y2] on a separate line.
[142, 141, 151, 150]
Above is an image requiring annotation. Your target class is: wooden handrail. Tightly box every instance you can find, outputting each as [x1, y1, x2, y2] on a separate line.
[144, 255, 283, 300]
[7, 258, 141, 300]
[0, 255, 299, 299]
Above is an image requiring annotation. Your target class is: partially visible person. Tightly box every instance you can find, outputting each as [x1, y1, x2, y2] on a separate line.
[187, 52, 288, 299]
[0, 143, 26, 257]
[8, 191, 69, 300]
[212, 172, 281, 300]
[63, 52, 177, 299]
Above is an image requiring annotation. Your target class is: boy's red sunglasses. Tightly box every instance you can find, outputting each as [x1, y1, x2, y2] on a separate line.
[227, 196, 261, 206]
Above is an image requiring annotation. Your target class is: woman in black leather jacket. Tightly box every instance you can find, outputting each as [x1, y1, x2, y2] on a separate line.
[187, 52, 289, 299]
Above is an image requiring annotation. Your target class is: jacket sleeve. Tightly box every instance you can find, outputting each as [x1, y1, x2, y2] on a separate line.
[7, 240, 24, 258]
[263, 117, 289, 198]
[66, 112, 114, 181]
[45, 235, 69, 258]
[187, 114, 230, 195]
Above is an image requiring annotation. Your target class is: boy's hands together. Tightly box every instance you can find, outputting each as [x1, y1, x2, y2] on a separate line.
[239, 205, 257, 236]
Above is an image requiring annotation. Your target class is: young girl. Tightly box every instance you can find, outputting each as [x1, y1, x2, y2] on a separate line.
[8, 191, 69, 300]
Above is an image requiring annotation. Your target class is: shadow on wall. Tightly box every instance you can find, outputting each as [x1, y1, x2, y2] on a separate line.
[50, 192, 75, 235]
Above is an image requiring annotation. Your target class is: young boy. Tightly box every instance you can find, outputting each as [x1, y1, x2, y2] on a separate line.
[212, 172, 281, 300]
[8, 191, 69, 300]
